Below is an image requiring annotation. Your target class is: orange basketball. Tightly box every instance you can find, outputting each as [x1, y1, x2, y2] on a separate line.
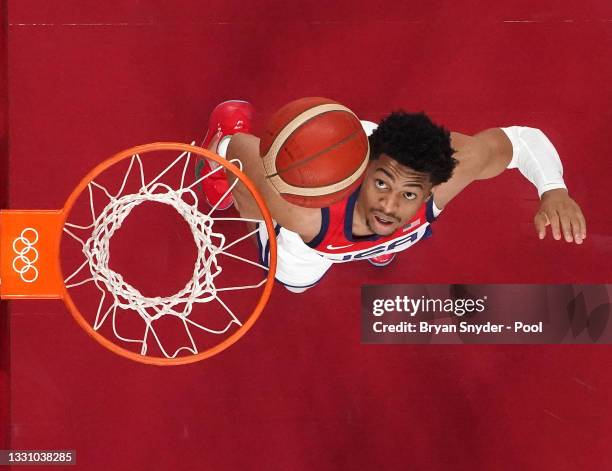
[260, 97, 369, 208]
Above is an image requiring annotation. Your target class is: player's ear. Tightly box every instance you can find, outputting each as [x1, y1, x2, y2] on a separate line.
[425, 179, 438, 200]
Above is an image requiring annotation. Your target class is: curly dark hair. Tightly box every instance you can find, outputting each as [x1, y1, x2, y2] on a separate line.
[369, 111, 457, 186]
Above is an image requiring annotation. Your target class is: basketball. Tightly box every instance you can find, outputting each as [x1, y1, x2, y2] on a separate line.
[259, 97, 369, 208]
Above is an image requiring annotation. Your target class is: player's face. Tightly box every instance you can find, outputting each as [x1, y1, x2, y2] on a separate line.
[359, 155, 433, 236]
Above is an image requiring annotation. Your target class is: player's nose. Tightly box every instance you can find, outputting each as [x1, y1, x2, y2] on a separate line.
[379, 193, 400, 215]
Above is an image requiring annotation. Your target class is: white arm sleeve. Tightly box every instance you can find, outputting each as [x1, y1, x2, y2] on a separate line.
[501, 126, 567, 198]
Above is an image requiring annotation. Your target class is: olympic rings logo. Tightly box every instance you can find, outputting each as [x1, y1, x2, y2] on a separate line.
[12, 227, 39, 283]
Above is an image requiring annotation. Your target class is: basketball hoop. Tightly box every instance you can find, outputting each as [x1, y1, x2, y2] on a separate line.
[0, 143, 277, 365]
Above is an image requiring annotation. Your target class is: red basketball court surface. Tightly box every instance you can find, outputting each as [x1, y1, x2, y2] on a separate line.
[1, 1, 611, 469]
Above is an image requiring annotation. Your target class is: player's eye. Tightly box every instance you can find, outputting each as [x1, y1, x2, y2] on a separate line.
[374, 179, 387, 189]
[403, 192, 417, 200]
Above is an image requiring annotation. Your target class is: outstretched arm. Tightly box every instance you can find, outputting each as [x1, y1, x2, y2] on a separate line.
[432, 128, 587, 244]
[225, 133, 322, 242]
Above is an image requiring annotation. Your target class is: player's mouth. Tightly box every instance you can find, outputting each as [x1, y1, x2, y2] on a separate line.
[371, 212, 398, 232]
[374, 215, 393, 225]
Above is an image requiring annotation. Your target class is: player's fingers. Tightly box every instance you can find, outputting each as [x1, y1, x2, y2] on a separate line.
[568, 213, 584, 244]
[559, 212, 574, 243]
[534, 212, 549, 239]
[577, 211, 587, 240]
[549, 211, 562, 241]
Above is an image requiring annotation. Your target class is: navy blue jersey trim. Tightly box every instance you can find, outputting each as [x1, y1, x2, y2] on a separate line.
[305, 208, 329, 248]
[257, 221, 329, 289]
[262, 223, 281, 267]
[256, 225, 264, 265]
[282, 279, 319, 289]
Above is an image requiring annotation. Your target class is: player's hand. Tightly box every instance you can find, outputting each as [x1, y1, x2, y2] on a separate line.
[534, 189, 586, 244]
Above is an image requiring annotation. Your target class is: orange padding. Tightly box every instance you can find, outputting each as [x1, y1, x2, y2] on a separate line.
[0, 210, 64, 299]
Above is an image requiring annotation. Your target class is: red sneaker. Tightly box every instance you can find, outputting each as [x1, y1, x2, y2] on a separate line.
[197, 100, 254, 210]
[368, 253, 396, 267]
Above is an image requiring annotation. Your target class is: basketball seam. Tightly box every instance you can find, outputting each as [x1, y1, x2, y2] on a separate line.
[261, 109, 329, 156]
[261, 103, 357, 177]
[262, 103, 370, 196]
[267, 156, 369, 196]
[268, 128, 362, 181]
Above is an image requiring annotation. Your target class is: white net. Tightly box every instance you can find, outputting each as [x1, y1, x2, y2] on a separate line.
[62, 144, 271, 359]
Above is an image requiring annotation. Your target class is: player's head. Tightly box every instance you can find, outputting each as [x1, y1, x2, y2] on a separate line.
[359, 111, 457, 236]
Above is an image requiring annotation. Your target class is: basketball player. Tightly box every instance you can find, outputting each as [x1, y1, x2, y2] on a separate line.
[198, 101, 586, 293]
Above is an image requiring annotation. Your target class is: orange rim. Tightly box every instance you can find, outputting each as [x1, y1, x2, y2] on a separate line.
[58, 142, 277, 366]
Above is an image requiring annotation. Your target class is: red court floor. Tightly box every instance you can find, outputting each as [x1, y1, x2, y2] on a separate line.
[1, 1, 612, 469]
